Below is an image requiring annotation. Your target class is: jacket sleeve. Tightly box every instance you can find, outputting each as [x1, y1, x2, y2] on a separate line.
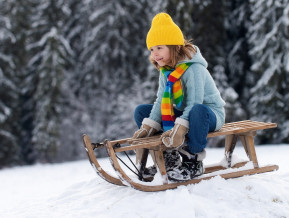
[149, 73, 166, 124]
[180, 66, 205, 120]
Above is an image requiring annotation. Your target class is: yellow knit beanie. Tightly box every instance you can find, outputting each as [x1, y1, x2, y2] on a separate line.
[146, 13, 184, 50]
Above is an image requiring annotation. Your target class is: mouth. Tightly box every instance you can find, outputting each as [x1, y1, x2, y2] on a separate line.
[155, 58, 163, 62]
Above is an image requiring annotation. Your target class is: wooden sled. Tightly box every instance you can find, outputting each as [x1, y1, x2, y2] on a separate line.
[82, 134, 247, 187]
[83, 120, 279, 192]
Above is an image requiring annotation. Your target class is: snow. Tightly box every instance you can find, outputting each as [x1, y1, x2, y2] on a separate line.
[1, 145, 289, 218]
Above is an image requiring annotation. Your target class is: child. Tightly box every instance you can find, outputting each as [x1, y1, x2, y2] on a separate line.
[132, 12, 225, 181]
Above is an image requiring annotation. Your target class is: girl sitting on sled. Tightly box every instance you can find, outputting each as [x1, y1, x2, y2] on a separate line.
[132, 12, 225, 181]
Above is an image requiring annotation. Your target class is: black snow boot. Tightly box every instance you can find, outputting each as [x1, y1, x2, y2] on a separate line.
[141, 149, 181, 179]
[142, 165, 157, 179]
[167, 146, 205, 182]
[163, 149, 182, 171]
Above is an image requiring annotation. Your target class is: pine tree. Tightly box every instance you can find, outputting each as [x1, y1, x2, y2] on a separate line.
[8, 0, 39, 165]
[248, 0, 289, 143]
[0, 2, 20, 166]
[26, 0, 74, 162]
[57, 0, 92, 161]
[225, 0, 251, 108]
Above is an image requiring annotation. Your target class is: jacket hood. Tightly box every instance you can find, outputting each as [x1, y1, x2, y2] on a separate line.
[178, 46, 208, 68]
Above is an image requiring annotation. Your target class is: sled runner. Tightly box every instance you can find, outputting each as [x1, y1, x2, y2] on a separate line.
[82, 135, 124, 186]
[83, 120, 278, 192]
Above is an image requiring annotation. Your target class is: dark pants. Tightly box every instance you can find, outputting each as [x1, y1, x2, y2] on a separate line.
[134, 104, 216, 154]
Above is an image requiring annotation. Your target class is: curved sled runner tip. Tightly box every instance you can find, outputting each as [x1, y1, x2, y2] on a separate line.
[82, 134, 124, 186]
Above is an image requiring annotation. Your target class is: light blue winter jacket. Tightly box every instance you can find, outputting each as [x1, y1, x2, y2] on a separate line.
[149, 46, 226, 131]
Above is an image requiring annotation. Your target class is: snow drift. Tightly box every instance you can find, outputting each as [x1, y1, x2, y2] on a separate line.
[1, 145, 289, 218]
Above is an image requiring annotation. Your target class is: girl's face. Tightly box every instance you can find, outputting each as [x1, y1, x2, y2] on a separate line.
[150, 45, 171, 67]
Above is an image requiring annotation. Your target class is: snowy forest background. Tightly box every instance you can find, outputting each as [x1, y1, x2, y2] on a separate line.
[0, 0, 288, 167]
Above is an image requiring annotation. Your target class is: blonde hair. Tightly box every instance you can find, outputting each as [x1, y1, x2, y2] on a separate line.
[149, 39, 196, 70]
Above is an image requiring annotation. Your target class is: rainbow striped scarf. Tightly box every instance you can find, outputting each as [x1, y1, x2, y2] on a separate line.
[160, 63, 192, 131]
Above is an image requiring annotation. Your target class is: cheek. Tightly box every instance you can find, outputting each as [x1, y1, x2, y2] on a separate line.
[165, 52, 171, 60]
[165, 49, 170, 58]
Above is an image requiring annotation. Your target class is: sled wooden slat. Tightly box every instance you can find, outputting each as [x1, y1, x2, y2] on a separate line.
[207, 121, 277, 138]
[128, 135, 161, 144]
[114, 141, 162, 153]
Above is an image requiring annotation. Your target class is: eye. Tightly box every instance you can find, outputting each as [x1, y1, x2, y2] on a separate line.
[157, 46, 162, 50]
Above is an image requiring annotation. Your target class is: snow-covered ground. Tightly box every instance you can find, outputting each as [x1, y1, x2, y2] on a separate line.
[1, 144, 289, 218]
